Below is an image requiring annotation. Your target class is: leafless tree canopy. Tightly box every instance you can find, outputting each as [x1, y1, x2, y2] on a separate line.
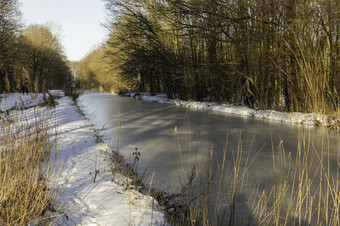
[100, 0, 339, 114]
[0, 0, 72, 93]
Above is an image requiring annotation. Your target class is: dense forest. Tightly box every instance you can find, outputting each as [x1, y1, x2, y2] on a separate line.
[77, 0, 339, 115]
[0, 0, 72, 94]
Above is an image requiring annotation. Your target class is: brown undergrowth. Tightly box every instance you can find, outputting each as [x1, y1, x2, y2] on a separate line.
[0, 94, 63, 225]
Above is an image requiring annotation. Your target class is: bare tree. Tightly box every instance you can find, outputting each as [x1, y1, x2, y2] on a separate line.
[0, 0, 21, 92]
[102, 0, 339, 114]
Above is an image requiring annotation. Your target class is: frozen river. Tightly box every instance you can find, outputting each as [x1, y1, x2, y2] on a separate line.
[78, 92, 339, 223]
[78, 92, 338, 186]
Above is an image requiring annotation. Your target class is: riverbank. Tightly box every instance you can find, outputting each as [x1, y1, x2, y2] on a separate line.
[0, 91, 165, 225]
[77, 90, 340, 225]
[122, 92, 339, 128]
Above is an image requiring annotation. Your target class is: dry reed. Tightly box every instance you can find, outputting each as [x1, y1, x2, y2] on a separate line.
[166, 128, 339, 226]
[0, 95, 62, 225]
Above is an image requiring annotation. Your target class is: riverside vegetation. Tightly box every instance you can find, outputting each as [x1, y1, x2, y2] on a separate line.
[117, 127, 340, 225]
[0, 94, 64, 225]
[73, 3, 339, 219]
[0, 3, 77, 222]
[82, 98, 339, 225]
[75, 0, 339, 118]
[178, 129, 340, 225]
[1, 1, 73, 95]
[1, 0, 339, 224]
[1, 91, 339, 225]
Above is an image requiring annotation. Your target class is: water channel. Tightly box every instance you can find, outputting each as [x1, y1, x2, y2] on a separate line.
[78, 92, 339, 223]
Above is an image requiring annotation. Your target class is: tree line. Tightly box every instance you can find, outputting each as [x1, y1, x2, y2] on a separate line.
[73, 45, 127, 93]
[77, 0, 339, 114]
[0, 0, 72, 94]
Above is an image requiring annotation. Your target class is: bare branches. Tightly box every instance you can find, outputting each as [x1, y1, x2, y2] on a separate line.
[100, 0, 339, 114]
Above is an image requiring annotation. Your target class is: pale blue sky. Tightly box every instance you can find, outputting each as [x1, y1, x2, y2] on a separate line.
[20, 0, 108, 61]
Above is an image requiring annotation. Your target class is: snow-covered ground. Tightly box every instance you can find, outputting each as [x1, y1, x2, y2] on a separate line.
[123, 92, 339, 128]
[1, 92, 164, 225]
[0, 92, 45, 110]
[1, 90, 337, 225]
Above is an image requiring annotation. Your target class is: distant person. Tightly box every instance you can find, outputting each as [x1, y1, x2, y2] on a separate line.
[21, 85, 28, 95]
[21, 85, 25, 95]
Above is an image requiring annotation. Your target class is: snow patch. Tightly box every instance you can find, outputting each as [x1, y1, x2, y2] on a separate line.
[124, 92, 338, 127]
[1, 93, 165, 225]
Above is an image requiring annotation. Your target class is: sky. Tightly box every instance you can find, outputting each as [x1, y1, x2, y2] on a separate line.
[20, 0, 108, 61]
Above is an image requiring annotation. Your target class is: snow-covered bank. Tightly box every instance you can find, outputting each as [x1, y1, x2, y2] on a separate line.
[123, 92, 339, 128]
[0, 93, 45, 111]
[1, 92, 164, 225]
[54, 95, 164, 225]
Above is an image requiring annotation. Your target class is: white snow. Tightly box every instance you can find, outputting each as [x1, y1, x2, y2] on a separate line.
[2, 90, 337, 225]
[0, 93, 45, 111]
[124, 92, 339, 127]
[1, 92, 164, 225]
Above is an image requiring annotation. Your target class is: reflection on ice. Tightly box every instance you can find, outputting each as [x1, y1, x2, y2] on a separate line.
[79, 92, 339, 225]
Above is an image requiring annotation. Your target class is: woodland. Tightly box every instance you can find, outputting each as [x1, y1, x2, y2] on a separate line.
[76, 0, 339, 115]
[1, 0, 339, 115]
[0, 1, 339, 224]
[0, 0, 72, 94]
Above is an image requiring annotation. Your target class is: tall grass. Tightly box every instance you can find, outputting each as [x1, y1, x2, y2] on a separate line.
[0, 96, 61, 225]
[161, 128, 339, 225]
[78, 94, 339, 225]
[253, 129, 340, 225]
[166, 132, 262, 225]
[103, 114, 339, 225]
